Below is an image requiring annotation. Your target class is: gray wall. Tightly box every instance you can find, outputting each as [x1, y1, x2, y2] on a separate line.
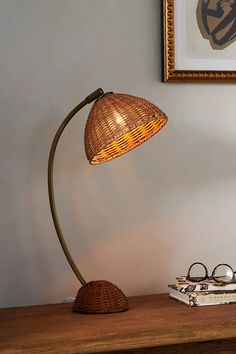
[1, 0, 236, 308]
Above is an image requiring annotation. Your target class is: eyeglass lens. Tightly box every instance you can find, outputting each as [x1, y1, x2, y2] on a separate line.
[188, 263, 207, 282]
[212, 264, 234, 284]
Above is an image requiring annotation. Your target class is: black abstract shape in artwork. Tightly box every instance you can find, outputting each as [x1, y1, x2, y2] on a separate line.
[197, 0, 236, 49]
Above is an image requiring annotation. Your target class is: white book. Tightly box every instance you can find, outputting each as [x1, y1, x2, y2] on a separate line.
[175, 276, 236, 293]
[169, 285, 236, 307]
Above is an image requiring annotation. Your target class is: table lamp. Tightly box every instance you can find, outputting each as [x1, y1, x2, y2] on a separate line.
[48, 88, 167, 314]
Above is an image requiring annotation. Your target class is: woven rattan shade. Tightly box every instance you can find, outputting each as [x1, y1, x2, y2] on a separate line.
[84, 93, 168, 165]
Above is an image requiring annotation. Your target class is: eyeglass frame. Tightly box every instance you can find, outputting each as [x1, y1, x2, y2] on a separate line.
[186, 262, 236, 284]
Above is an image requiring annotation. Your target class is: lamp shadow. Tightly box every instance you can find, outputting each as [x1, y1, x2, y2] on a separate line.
[131, 121, 236, 193]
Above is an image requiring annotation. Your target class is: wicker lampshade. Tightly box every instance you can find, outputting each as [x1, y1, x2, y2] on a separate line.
[84, 93, 168, 165]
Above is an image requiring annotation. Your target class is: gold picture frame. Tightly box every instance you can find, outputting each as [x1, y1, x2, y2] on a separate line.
[163, 0, 236, 83]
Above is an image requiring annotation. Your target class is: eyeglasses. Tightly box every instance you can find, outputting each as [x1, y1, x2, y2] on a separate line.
[186, 262, 236, 284]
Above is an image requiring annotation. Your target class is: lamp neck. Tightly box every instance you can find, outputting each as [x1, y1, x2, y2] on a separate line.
[48, 88, 104, 286]
[84, 88, 104, 104]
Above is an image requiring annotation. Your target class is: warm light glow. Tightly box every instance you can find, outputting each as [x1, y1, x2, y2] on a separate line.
[90, 116, 167, 165]
[114, 111, 126, 127]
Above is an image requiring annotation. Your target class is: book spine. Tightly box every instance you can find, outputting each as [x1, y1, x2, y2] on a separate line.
[191, 292, 236, 306]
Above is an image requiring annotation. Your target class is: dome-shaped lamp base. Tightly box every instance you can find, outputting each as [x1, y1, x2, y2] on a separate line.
[73, 280, 129, 314]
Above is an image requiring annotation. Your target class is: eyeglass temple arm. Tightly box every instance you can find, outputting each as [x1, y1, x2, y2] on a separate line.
[48, 88, 104, 286]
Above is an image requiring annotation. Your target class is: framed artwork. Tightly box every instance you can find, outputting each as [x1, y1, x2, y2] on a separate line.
[163, 0, 236, 82]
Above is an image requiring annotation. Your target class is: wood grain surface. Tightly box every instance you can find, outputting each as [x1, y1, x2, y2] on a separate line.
[1, 294, 236, 353]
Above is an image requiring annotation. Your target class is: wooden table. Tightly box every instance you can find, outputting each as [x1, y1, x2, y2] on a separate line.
[1, 294, 236, 353]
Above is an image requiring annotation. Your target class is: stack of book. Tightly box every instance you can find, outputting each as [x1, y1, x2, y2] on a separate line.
[169, 276, 236, 307]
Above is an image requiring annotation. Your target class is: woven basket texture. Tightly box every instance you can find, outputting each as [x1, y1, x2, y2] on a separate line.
[84, 93, 167, 165]
[73, 280, 129, 314]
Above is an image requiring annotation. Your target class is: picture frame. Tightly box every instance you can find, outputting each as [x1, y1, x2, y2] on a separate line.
[163, 0, 236, 82]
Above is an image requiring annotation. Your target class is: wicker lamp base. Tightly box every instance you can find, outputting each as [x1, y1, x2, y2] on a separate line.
[72, 280, 129, 314]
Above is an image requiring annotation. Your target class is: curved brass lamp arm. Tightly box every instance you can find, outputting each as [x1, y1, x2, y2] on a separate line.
[48, 88, 104, 286]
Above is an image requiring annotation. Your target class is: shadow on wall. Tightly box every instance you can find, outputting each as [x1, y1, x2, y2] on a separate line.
[129, 119, 236, 194]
